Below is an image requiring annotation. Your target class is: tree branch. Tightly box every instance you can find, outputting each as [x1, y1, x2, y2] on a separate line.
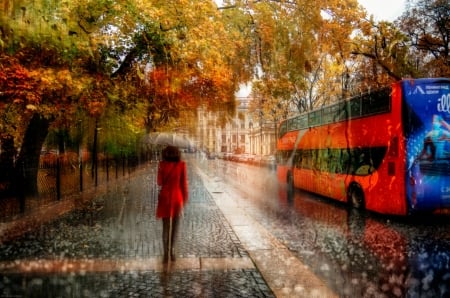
[351, 51, 402, 80]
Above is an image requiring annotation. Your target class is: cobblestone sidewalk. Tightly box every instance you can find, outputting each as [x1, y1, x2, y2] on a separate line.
[0, 162, 274, 297]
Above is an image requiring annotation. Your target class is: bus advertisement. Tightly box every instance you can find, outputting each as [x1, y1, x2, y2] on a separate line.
[276, 78, 450, 216]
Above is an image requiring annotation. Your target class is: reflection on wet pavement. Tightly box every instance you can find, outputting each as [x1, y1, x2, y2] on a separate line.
[202, 159, 450, 297]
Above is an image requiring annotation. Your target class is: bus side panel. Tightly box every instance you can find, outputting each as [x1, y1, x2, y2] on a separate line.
[292, 125, 349, 203]
[291, 114, 408, 214]
[329, 88, 408, 216]
[293, 168, 313, 193]
[294, 169, 348, 202]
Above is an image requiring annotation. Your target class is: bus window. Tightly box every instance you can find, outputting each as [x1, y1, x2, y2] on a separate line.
[329, 149, 340, 173]
[322, 107, 333, 124]
[334, 101, 349, 122]
[362, 88, 391, 116]
[294, 150, 302, 168]
[298, 114, 308, 129]
[280, 150, 294, 166]
[309, 110, 321, 127]
[292, 115, 306, 130]
[347, 147, 387, 176]
[291, 117, 299, 130]
[287, 118, 293, 131]
[341, 149, 351, 174]
[279, 122, 287, 137]
[302, 150, 313, 170]
[355, 148, 373, 175]
[349, 97, 362, 119]
[347, 148, 359, 174]
[317, 149, 327, 172]
[312, 150, 320, 171]
[329, 103, 340, 123]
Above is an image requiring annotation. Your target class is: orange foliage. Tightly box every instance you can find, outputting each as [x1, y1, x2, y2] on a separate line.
[78, 75, 112, 118]
[142, 66, 233, 113]
[146, 67, 195, 108]
[0, 56, 41, 109]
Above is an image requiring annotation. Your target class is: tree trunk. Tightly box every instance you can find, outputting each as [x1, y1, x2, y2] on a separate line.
[0, 134, 16, 193]
[14, 113, 50, 196]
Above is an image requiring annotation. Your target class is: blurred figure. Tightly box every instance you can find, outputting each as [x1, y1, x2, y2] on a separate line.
[156, 146, 189, 263]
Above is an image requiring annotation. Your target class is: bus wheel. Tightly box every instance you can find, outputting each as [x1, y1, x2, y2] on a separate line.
[348, 183, 365, 210]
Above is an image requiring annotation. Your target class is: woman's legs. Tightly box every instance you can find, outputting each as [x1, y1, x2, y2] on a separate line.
[162, 218, 170, 263]
[162, 216, 179, 262]
[170, 216, 179, 261]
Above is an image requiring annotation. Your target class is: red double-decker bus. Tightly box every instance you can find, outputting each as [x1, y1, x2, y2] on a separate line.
[277, 78, 450, 216]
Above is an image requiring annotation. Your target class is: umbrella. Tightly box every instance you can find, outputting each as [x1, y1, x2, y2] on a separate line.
[146, 132, 194, 148]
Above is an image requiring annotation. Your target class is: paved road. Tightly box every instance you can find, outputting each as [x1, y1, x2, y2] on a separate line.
[0, 159, 336, 297]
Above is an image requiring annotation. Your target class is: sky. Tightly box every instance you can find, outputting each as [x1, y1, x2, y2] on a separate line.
[358, 0, 407, 21]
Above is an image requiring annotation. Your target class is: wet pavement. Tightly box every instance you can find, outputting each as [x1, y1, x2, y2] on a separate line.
[0, 159, 336, 297]
[203, 159, 450, 298]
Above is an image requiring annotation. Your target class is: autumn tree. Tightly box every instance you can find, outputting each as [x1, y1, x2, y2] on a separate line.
[0, 57, 40, 192]
[398, 0, 450, 77]
[1, 0, 250, 196]
[0, 0, 116, 195]
[0, 50, 95, 194]
[300, 0, 366, 105]
[348, 0, 449, 86]
[351, 18, 417, 84]
[233, 0, 366, 121]
[127, 1, 246, 132]
[0, 0, 143, 194]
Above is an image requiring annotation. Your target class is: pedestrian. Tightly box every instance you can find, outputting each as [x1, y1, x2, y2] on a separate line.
[156, 145, 188, 263]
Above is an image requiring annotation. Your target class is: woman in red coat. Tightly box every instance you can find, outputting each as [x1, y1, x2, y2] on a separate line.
[156, 145, 188, 263]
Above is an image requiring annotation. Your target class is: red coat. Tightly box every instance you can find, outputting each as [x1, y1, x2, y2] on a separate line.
[156, 161, 188, 218]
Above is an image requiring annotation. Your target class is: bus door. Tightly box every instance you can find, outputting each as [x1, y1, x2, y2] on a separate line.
[402, 78, 450, 213]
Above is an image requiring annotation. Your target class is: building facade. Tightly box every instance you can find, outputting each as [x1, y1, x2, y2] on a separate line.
[196, 96, 277, 156]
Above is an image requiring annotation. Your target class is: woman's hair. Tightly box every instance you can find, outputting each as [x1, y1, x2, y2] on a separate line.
[162, 145, 181, 162]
